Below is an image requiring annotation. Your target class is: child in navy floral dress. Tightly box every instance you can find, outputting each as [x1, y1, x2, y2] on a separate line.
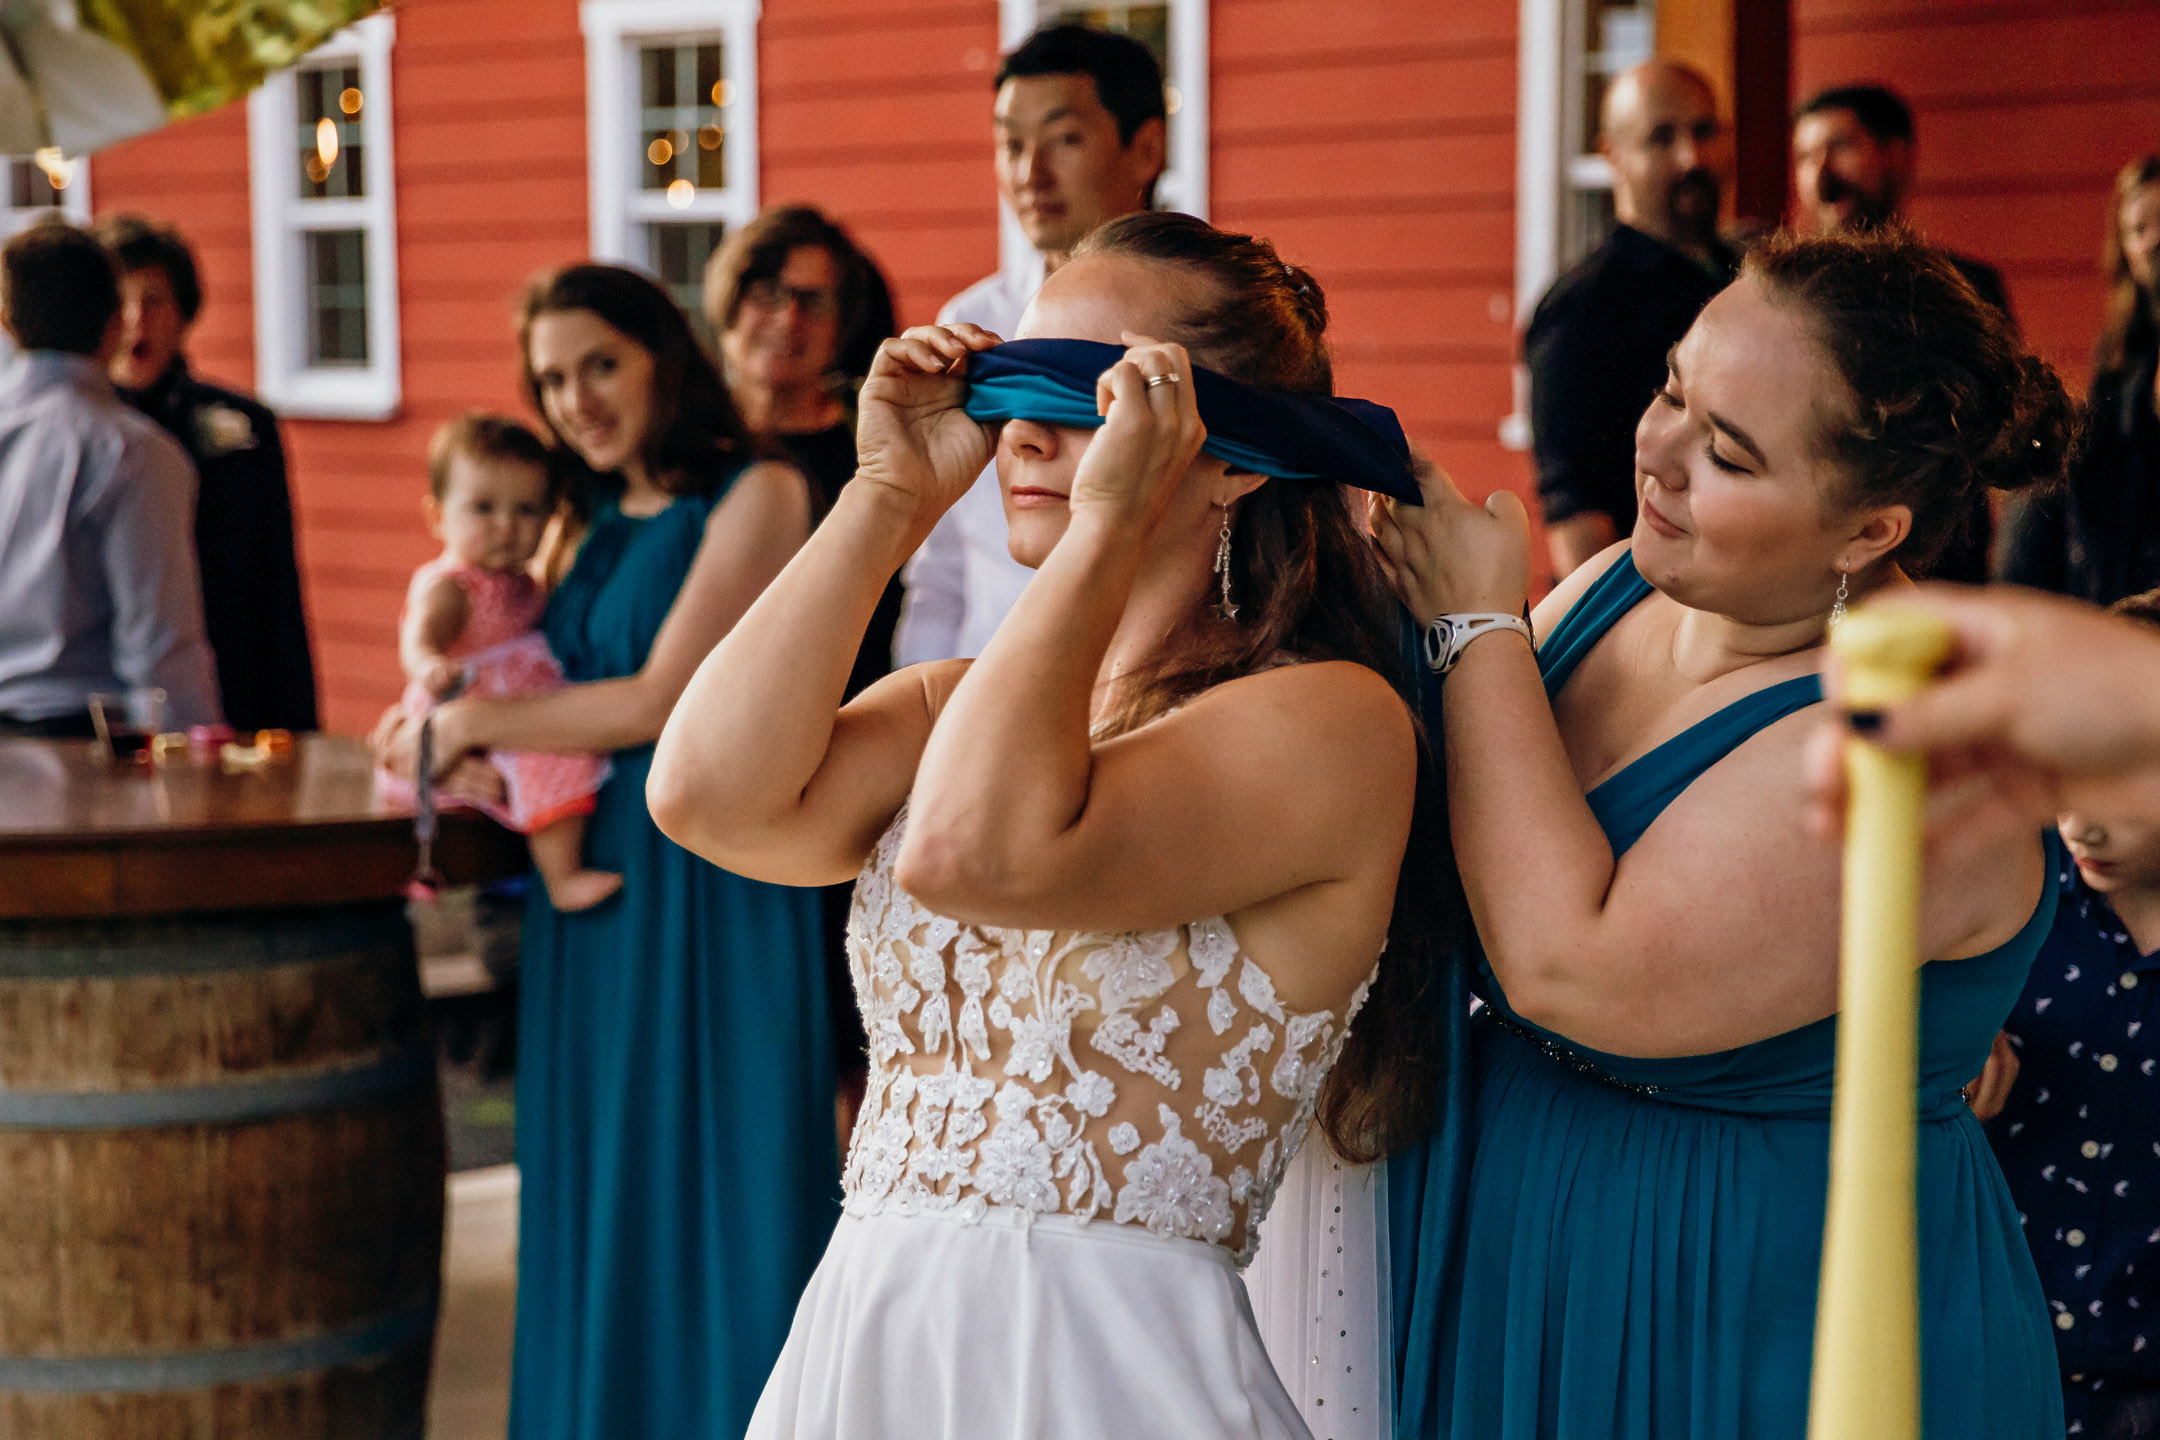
[1988, 591, 2160, 1438]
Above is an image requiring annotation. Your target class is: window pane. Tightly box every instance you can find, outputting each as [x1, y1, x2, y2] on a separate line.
[1582, 2, 1655, 157]
[296, 62, 365, 200]
[305, 229, 370, 365]
[646, 220, 727, 352]
[639, 40, 727, 197]
[8, 159, 65, 211]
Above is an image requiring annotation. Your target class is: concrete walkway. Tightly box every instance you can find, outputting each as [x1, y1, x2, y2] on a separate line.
[430, 1165, 518, 1440]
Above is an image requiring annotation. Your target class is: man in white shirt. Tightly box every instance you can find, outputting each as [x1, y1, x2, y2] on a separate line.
[0, 223, 220, 734]
[893, 22, 1168, 664]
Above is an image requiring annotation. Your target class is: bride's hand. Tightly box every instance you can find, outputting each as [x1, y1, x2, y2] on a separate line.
[1367, 453, 1531, 619]
[1068, 333, 1207, 528]
[854, 323, 1003, 530]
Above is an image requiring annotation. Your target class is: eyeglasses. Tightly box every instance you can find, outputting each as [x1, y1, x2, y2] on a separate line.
[742, 277, 839, 320]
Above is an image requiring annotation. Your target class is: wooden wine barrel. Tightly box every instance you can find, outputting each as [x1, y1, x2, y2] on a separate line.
[0, 903, 443, 1439]
[0, 735, 525, 1439]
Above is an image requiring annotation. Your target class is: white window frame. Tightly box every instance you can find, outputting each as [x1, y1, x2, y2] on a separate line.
[1, 153, 91, 237]
[1505, 0, 1653, 448]
[582, 0, 760, 272]
[246, 13, 400, 420]
[995, 0, 1207, 279]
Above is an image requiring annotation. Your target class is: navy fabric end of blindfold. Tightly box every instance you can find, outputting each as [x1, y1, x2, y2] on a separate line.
[961, 338, 1420, 503]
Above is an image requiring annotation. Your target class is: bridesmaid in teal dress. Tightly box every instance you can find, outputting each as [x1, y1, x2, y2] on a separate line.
[1370, 229, 2080, 1439]
[386, 266, 838, 1438]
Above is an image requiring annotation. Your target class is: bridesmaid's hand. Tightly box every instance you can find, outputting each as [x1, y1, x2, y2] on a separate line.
[854, 324, 1003, 533]
[371, 699, 482, 783]
[370, 705, 417, 781]
[1069, 334, 1207, 531]
[1367, 454, 1531, 620]
[1963, 1030, 2019, 1122]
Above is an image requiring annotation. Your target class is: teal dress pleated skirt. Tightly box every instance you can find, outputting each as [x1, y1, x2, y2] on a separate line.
[1390, 555, 2062, 1440]
[509, 481, 839, 1440]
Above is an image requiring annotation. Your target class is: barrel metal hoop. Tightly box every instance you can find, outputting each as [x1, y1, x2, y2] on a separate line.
[0, 1294, 438, 1394]
[0, 904, 413, 980]
[0, 1042, 432, 1128]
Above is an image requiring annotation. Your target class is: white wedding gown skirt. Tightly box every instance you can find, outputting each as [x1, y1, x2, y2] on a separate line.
[1241, 1141, 1393, 1440]
[745, 1207, 1312, 1440]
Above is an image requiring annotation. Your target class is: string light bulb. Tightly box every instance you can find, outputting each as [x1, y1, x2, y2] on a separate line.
[666, 179, 695, 209]
[32, 147, 71, 190]
[339, 87, 363, 115]
[316, 117, 339, 167]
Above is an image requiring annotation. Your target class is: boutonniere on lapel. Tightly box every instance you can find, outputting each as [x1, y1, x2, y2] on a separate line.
[195, 403, 259, 456]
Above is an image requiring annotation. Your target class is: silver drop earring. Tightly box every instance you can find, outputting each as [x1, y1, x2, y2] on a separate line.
[1214, 504, 1239, 622]
[1829, 570, 1849, 628]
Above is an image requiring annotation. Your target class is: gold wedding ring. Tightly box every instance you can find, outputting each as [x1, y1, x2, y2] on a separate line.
[1145, 373, 1180, 389]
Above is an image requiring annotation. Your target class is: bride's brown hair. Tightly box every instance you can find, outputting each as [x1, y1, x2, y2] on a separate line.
[1077, 211, 1461, 1162]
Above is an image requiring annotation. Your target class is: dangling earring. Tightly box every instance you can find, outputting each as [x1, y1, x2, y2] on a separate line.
[1829, 570, 1850, 628]
[1213, 503, 1239, 622]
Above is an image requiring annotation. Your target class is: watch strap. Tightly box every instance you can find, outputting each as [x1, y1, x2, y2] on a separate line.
[1422, 612, 1534, 675]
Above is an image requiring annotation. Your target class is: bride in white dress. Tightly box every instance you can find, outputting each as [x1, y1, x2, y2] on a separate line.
[648, 212, 1450, 1440]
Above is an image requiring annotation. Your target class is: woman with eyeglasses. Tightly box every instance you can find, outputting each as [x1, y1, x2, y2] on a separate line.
[705, 207, 902, 1136]
[705, 206, 901, 699]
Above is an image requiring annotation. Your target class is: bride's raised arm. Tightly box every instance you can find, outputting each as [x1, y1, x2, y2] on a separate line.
[896, 335, 1413, 940]
[646, 323, 1001, 885]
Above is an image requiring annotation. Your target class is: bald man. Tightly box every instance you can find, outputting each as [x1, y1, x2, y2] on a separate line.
[1524, 61, 1739, 578]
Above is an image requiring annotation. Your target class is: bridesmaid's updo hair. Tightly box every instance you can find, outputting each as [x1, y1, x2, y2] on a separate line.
[1074, 211, 1461, 1163]
[1745, 227, 2078, 574]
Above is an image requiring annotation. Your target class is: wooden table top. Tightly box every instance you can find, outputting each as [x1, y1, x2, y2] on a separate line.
[0, 735, 527, 919]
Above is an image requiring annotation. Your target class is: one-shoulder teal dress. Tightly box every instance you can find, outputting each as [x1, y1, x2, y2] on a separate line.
[1390, 554, 2062, 1440]
[509, 482, 840, 1440]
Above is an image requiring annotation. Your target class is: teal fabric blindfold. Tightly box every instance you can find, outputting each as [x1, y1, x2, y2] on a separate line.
[961, 339, 1420, 502]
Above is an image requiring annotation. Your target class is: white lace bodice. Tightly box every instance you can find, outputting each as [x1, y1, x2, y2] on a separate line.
[841, 810, 1375, 1266]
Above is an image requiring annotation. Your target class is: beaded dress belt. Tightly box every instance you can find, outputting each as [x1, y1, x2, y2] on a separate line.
[1475, 1004, 1665, 1097]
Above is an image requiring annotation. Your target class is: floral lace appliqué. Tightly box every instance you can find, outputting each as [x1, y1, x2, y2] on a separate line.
[839, 811, 1375, 1265]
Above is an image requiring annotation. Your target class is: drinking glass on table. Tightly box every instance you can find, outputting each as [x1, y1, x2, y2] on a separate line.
[87, 688, 169, 761]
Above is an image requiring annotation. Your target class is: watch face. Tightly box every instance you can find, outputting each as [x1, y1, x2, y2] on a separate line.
[1422, 618, 1455, 672]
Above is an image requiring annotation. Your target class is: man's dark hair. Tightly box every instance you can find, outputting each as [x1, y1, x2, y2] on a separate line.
[2, 222, 119, 356]
[1794, 84, 1915, 144]
[94, 214, 203, 323]
[996, 22, 1166, 147]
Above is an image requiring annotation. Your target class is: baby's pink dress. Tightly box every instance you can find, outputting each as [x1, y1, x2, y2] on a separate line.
[377, 558, 608, 834]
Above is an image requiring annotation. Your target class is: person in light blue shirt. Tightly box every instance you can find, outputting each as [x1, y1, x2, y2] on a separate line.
[0, 222, 220, 734]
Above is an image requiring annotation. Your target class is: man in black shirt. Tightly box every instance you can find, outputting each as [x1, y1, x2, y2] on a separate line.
[1792, 84, 2010, 582]
[1524, 60, 1738, 578]
[98, 215, 318, 732]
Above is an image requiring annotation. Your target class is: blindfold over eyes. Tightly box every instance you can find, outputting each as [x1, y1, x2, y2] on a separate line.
[960, 339, 1420, 504]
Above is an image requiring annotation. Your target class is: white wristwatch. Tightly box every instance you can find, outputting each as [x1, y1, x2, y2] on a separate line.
[1422, 612, 1534, 675]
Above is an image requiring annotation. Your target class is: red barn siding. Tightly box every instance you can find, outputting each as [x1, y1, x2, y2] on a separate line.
[88, 0, 1535, 729]
[1210, 0, 1528, 532]
[1794, 0, 2160, 393]
[760, 0, 1001, 325]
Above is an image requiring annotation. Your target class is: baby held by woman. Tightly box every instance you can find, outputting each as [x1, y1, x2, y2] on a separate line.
[379, 415, 617, 911]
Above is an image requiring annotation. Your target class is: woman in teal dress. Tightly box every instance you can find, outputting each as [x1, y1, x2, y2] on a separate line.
[381, 266, 837, 1438]
[1370, 229, 2080, 1438]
